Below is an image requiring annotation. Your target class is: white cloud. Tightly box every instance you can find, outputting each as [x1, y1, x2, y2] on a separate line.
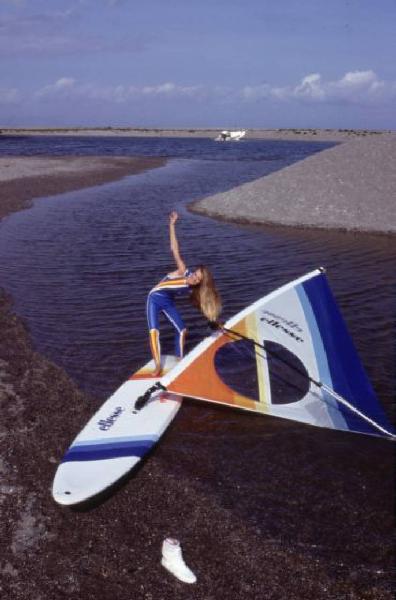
[0, 86, 20, 103]
[294, 73, 326, 100]
[139, 82, 203, 97]
[329, 70, 389, 102]
[7, 71, 396, 113]
[242, 70, 396, 106]
[34, 78, 76, 99]
[34, 78, 206, 103]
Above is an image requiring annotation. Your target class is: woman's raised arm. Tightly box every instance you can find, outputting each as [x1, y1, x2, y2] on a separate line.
[169, 211, 186, 275]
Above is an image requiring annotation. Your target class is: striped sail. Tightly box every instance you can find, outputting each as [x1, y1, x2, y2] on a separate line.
[163, 269, 395, 439]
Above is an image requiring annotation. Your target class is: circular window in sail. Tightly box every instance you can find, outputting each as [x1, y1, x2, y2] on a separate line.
[265, 341, 310, 404]
[214, 339, 310, 404]
[214, 339, 260, 401]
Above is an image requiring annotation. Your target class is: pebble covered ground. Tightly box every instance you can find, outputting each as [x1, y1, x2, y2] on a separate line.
[192, 134, 396, 235]
[0, 151, 394, 599]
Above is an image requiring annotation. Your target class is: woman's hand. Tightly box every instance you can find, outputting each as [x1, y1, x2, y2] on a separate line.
[169, 211, 179, 225]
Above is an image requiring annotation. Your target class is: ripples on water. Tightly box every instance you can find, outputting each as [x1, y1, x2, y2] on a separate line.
[0, 137, 394, 430]
[0, 134, 330, 163]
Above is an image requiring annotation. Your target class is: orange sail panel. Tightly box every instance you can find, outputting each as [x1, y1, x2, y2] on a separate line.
[167, 315, 267, 412]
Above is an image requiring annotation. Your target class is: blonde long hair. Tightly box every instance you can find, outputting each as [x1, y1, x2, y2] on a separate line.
[190, 265, 222, 322]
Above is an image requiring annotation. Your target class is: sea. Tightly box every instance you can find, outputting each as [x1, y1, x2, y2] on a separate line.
[0, 135, 394, 427]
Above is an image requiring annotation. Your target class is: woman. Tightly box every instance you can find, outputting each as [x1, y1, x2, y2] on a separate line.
[147, 211, 221, 375]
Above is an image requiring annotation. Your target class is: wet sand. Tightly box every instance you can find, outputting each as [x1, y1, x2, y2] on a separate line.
[0, 155, 394, 599]
[0, 156, 165, 221]
[191, 133, 396, 235]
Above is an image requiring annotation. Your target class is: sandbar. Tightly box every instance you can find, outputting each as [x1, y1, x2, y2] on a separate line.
[0, 155, 165, 221]
[1, 126, 392, 142]
[191, 133, 396, 235]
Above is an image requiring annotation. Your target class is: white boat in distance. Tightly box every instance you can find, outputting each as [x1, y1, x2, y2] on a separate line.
[215, 129, 246, 141]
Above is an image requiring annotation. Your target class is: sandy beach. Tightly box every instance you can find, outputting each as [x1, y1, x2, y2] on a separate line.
[0, 156, 165, 221]
[191, 133, 396, 235]
[0, 149, 394, 599]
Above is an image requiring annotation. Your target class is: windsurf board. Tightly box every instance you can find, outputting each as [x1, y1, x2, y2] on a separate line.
[52, 355, 181, 506]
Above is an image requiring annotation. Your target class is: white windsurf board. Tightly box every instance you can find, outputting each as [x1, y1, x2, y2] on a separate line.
[52, 355, 181, 506]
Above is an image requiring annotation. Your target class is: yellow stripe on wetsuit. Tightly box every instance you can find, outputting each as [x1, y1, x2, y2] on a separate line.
[149, 329, 161, 366]
[150, 276, 189, 294]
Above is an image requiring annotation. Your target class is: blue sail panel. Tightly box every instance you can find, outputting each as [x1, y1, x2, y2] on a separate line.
[300, 273, 394, 437]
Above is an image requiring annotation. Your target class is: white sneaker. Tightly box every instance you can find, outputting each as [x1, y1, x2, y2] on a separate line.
[161, 538, 197, 584]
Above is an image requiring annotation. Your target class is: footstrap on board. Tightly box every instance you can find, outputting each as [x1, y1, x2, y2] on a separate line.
[134, 382, 167, 411]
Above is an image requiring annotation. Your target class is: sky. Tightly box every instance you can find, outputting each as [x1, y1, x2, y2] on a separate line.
[1, 0, 395, 129]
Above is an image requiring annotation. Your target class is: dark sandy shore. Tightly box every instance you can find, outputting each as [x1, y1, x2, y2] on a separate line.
[191, 133, 396, 235]
[0, 155, 394, 599]
[0, 156, 165, 221]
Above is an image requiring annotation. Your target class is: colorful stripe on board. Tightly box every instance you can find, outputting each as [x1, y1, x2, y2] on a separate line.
[61, 435, 158, 463]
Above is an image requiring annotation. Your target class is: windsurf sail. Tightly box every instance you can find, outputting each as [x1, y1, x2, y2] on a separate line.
[162, 268, 395, 440]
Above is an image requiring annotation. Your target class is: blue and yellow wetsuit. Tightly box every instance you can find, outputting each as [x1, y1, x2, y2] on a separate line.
[147, 269, 192, 367]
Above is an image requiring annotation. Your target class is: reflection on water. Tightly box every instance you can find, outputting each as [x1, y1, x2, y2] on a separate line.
[0, 139, 394, 432]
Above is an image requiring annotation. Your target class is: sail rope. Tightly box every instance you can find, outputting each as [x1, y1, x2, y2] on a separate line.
[210, 322, 396, 440]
